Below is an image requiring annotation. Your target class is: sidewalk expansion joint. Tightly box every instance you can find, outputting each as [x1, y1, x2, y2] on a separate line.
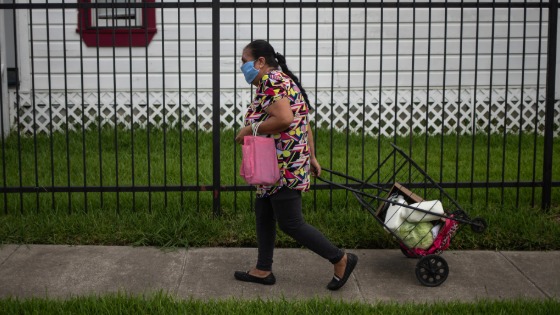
[174, 248, 189, 295]
[498, 251, 551, 299]
[353, 273, 366, 302]
[0, 245, 21, 267]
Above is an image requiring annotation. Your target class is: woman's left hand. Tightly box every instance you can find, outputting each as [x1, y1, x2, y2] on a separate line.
[235, 125, 253, 145]
[310, 157, 321, 177]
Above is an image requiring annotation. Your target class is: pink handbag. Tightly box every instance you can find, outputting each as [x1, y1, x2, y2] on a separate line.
[240, 122, 281, 185]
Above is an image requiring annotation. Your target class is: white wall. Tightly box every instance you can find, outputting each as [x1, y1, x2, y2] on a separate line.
[20, 0, 550, 92]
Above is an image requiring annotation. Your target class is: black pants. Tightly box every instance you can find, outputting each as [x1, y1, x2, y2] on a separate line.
[255, 187, 344, 271]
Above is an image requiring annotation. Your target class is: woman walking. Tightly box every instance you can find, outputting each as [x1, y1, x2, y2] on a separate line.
[234, 40, 357, 291]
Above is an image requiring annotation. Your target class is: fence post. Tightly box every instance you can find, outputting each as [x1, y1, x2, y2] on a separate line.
[543, 1, 558, 210]
[0, 10, 9, 138]
[212, 0, 221, 216]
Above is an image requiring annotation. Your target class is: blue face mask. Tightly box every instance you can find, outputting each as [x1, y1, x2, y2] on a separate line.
[240, 60, 259, 85]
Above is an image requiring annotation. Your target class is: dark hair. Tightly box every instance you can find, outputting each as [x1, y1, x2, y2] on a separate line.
[246, 40, 312, 109]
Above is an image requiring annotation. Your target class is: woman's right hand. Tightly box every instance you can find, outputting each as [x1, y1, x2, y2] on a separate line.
[310, 157, 321, 177]
[235, 125, 253, 145]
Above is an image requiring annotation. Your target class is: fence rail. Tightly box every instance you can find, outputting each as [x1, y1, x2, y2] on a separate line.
[0, 0, 558, 215]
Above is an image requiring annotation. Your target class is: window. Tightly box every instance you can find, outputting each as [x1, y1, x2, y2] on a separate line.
[77, 0, 156, 47]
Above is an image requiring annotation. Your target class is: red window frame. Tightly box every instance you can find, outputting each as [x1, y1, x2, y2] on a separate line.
[77, 0, 157, 47]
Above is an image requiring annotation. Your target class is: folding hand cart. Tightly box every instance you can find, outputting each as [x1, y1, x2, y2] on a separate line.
[317, 143, 487, 287]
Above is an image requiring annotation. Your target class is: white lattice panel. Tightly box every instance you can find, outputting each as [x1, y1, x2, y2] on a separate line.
[9, 88, 559, 137]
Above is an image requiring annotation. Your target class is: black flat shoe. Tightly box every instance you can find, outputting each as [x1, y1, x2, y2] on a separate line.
[234, 271, 276, 285]
[327, 253, 358, 291]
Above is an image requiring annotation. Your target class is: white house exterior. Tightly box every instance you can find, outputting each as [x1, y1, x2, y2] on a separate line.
[2, 0, 560, 137]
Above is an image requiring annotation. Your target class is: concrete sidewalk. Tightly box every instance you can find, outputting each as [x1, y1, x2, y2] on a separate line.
[0, 245, 558, 303]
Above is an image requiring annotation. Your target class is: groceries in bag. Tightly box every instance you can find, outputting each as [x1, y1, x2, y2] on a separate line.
[395, 221, 435, 250]
[383, 194, 447, 250]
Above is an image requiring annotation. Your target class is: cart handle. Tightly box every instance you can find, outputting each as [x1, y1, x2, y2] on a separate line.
[316, 175, 384, 200]
[320, 168, 388, 192]
[317, 175, 476, 225]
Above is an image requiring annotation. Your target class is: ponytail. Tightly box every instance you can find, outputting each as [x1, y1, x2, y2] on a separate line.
[245, 40, 313, 110]
[275, 52, 312, 110]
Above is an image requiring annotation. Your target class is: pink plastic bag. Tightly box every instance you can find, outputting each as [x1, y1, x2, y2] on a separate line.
[240, 123, 281, 185]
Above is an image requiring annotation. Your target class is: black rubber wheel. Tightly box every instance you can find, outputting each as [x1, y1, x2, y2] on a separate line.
[399, 245, 417, 258]
[415, 255, 449, 287]
[471, 217, 487, 233]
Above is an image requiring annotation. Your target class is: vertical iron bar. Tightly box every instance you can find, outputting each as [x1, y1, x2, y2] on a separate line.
[284, 0, 286, 53]
[161, 5, 168, 208]
[378, 0, 383, 183]
[299, 1, 302, 90]
[195, 0, 200, 212]
[394, 0, 399, 148]
[28, 3, 38, 213]
[177, 2, 183, 209]
[486, 0, 496, 206]
[300, 0, 310, 206]
[95, 1, 104, 209]
[517, 1, 528, 208]
[0, 6, 6, 214]
[78, 1, 88, 213]
[329, 2, 335, 210]
[62, 0, 71, 213]
[15, 4, 27, 214]
[471, 0, 480, 205]
[346, 0, 351, 204]
[46, 1, 56, 211]
[425, 0, 432, 198]
[313, 0, 319, 212]
[532, 1, 544, 208]
[143, 2, 152, 212]
[542, 0, 558, 210]
[267, 0, 270, 41]
[212, 0, 221, 216]
[233, 3, 238, 213]
[128, 0, 136, 211]
[393, 0, 400, 179]
[250, 0, 254, 211]
[410, 2, 416, 183]
[299, 1, 303, 106]
[455, 2, 464, 201]
[111, 1, 120, 214]
[502, 0, 512, 205]
[362, 0, 368, 183]
[440, 0, 448, 191]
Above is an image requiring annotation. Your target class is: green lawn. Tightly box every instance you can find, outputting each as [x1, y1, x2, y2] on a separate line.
[0, 293, 558, 314]
[0, 127, 558, 213]
[0, 128, 559, 250]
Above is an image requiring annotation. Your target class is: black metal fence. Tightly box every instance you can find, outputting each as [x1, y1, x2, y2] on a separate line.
[0, 0, 558, 215]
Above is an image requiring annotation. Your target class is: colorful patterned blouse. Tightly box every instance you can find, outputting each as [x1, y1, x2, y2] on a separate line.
[244, 70, 311, 198]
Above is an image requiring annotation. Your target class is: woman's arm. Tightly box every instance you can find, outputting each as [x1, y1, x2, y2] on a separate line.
[235, 97, 293, 144]
[307, 122, 321, 177]
[257, 97, 293, 134]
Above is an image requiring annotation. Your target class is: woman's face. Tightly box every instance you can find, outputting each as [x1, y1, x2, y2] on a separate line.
[241, 48, 267, 85]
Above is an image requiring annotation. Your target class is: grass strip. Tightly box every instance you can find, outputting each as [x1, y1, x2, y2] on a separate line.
[0, 128, 559, 213]
[0, 293, 558, 315]
[1, 203, 558, 250]
[0, 128, 559, 249]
